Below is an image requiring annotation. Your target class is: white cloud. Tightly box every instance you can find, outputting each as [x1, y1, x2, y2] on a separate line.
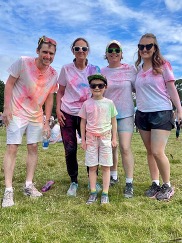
[164, 0, 182, 12]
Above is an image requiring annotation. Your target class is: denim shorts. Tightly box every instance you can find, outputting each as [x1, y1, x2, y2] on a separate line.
[135, 110, 174, 131]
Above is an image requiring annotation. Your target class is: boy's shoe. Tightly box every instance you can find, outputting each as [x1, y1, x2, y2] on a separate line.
[67, 182, 78, 197]
[124, 183, 133, 198]
[87, 182, 102, 193]
[86, 193, 97, 205]
[101, 194, 109, 204]
[24, 183, 43, 197]
[156, 183, 174, 201]
[145, 182, 161, 198]
[2, 190, 14, 208]
[110, 176, 119, 186]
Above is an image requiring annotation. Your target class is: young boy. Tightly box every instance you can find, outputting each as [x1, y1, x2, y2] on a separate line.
[78, 74, 117, 205]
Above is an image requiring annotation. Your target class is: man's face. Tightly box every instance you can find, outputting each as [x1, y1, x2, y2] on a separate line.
[37, 43, 56, 67]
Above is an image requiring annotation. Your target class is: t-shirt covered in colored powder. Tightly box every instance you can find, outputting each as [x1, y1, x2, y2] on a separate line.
[78, 97, 118, 136]
[58, 62, 100, 116]
[101, 64, 136, 119]
[135, 62, 175, 112]
[8, 56, 58, 122]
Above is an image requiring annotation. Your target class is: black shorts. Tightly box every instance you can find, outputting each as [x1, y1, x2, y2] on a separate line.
[135, 110, 174, 131]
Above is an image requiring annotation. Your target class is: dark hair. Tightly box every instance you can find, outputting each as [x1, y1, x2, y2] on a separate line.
[135, 33, 165, 75]
[71, 37, 90, 65]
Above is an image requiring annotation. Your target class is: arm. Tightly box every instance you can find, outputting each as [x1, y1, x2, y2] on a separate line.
[56, 85, 66, 127]
[2, 75, 17, 126]
[111, 116, 117, 148]
[80, 118, 87, 150]
[44, 93, 54, 137]
[166, 81, 182, 123]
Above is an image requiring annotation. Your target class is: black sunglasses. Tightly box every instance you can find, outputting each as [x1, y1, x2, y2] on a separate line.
[73, 46, 89, 52]
[89, 83, 106, 89]
[106, 48, 122, 53]
[138, 43, 155, 51]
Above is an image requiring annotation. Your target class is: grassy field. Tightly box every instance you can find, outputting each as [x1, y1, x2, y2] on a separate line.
[0, 127, 182, 243]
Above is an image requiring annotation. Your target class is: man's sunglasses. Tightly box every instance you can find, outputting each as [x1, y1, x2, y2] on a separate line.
[89, 83, 106, 89]
[138, 43, 155, 51]
[106, 48, 122, 53]
[38, 36, 57, 46]
[73, 46, 89, 52]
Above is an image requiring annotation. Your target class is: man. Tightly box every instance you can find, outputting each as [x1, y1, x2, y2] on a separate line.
[2, 36, 58, 207]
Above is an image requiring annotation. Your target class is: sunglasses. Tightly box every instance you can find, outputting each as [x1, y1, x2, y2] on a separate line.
[106, 48, 122, 53]
[73, 46, 89, 52]
[138, 43, 154, 51]
[90, 83, 106, 89]
[38, 36, 57, 46]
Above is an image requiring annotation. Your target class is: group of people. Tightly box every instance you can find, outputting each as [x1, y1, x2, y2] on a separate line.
[1, 33, 182, 207]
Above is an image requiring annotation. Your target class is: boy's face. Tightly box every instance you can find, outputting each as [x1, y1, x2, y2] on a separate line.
[89, 79, 107, 99]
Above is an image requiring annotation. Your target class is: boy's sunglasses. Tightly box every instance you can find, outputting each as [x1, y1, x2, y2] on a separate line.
[73, 46, 89, 52]
[89, 83, 106, 89]
[106, 48, 122, 53]
[38, 36, 57, 46]
[138, 43, 154, 51]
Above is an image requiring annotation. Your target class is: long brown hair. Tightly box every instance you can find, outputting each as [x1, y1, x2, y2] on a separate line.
[135, 33, 166, 74]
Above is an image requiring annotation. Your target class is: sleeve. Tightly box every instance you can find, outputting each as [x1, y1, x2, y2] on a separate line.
[57, 66, 67, 86]
[78, 102, 87, 119]
[7, 57, 22, 78]
[162, 62, 175, 83]
[111, 101, 118, 117]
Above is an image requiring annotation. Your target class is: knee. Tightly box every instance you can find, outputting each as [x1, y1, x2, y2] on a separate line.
[6, 145, 18, 156]
[27, 144, 38, 154]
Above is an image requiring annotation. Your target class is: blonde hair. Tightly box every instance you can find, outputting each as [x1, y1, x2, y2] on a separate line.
[135, 33, 166, 75]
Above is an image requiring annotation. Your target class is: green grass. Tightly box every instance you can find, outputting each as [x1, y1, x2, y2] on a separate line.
[0, 128, 182, 243]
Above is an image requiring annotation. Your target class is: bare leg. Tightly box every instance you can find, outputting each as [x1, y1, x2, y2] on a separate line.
[26, 143, 38, 182]
[3, 144, 19, 188]
[111, 146, 118, 171]
[89, 166, 97, 191]
[102, 166, 110, 193]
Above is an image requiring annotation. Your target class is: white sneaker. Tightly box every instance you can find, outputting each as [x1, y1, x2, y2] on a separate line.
[24, 183, 43, 197]
[2, 190, 15, 208]
[67, 182, 78, 197]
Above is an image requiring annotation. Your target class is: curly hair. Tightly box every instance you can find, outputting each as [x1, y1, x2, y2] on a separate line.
[135, 33, 166, 75]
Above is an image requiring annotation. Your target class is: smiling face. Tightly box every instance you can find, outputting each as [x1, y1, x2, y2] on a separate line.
[89, 79, 107, 100]
[138, 37, 156, 61]
[106, 43, 123, 67]
[72, 39, 89, 61]
[36, 43, 56, 68]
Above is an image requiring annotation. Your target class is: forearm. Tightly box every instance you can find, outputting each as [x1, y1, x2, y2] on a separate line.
[44, 93, 53, 123]
[111, 117, 117, 140]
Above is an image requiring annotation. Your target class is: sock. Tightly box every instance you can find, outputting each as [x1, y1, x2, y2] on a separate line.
[110, 170, 118, 180]
[102, 191, 108, 195]
[152, 180, 160, 186]
[5, 187, 13, 192]
[126, 178, 133, 184]
[25, 181, 33, 187]
[91, 190, 97, 194]
[164, 182, 171, 187]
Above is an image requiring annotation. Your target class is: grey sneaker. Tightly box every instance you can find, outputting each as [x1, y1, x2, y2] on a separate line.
[101, 194, 109, 204]
[145, 182, 161, 198]
[24, 183, 43, 197]
[156, 183, 174, 201]
[124, 183, 133, 198]
[86, 193, 97, 205]
[110, 176, 119, 186]
[2, 190, 14, 208]
[67, 182, 78, 197]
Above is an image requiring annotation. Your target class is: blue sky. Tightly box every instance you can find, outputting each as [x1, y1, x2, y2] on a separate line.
[0, 0, 182, 82]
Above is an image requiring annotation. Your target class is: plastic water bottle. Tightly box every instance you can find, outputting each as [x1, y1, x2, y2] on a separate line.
[41, 180, 55, 192]
[42, 131, 49, 149]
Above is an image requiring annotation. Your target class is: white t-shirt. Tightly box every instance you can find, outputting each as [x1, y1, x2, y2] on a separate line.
[101, 64, 136, 119]
[8, 56, 58, 122]
[135, 62, 175, 112]
[58, 62, 100, 116]
[78, 97, 118, 136]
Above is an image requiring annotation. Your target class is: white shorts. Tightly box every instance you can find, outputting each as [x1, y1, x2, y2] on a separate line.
[85, 131, 113, 167]
[117, 116, 134, 133]
[6, 116, 43, 144]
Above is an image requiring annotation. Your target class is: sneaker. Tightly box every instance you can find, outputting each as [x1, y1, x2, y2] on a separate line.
[24, 183, 43, 197]
[156, 183, 174, 201]
[110, 176, 119, 186]
[124, 183, 133, 198]
[145, 182, 161, 198]
[86, 193, 97, 205]
[101, 194, 109, 204]
[2, 190, 14, 208]
[67, 182, 78, 197]
[88, 182, 102, 193]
